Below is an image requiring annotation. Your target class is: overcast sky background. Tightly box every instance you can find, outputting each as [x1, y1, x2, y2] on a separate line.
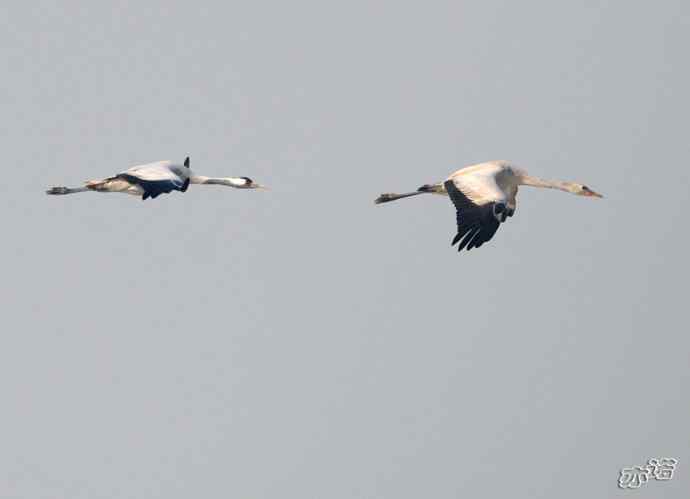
[2, 1, 689, 498]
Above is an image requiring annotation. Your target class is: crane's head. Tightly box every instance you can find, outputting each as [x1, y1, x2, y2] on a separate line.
[236, 177, 268, 190]
[559, 182, 603, 197]
[574, 184, 603, 198]
[227, 177, 268, 190]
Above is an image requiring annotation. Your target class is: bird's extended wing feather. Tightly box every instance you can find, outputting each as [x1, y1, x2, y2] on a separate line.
[444, 178, 511, 252]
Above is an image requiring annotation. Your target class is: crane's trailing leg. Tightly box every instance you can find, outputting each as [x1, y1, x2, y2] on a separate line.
[375, 191, 425, 204]
[417, 183, 445, 194]
[374, 182, 445, 204]
[46, 186, 90, 195]
[47, 177, 142, 196]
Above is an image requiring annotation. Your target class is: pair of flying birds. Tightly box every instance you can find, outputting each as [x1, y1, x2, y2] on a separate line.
[47, 157, 602, 253]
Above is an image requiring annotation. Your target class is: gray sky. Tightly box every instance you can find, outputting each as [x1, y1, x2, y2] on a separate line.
[2, 1, 689, 498]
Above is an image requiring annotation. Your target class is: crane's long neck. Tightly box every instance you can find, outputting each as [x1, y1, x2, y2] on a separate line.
[517, 174, 575, 193]
[190, 176, 248, 188]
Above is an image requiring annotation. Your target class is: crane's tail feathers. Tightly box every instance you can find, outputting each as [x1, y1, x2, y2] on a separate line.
[375, 191, 425, 204]
[46, 186, 89, 195]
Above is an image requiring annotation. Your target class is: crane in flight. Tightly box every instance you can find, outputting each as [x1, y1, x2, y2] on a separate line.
[375, 160, 602, 252]
[46, 157, 266, 200]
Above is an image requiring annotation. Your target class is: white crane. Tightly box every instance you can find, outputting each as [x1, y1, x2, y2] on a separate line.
[46, 157, 266, 200]
[375, 160, 602, 252]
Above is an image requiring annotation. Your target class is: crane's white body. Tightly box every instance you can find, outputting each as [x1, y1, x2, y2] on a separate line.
[80, 160, 191, 197]
[119, 161, 191, 193]
[445, 161, 519, 209]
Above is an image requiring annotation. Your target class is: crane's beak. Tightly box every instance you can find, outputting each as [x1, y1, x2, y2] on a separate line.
[583, 189, 603, 198]
[253, 183, 268, 190]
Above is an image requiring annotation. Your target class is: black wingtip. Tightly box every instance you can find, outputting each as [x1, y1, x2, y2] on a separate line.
[184, 157, 190, 168]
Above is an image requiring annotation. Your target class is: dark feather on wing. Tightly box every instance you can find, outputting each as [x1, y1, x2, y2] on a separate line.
[117, 173, 187, 201]
[444, 180, 506, 252]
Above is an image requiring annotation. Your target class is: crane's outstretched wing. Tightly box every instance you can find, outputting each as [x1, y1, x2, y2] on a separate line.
[444, 178, 513, 252]
[117, 161, 189, 200]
